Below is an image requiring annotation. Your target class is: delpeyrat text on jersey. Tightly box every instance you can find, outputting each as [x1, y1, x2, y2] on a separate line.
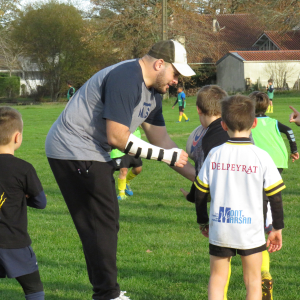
[211, 162, 258, 174]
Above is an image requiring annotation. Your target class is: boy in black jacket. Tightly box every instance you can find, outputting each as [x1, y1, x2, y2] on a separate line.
[181, 85, 230, 300]
[0, 107, 47, 300]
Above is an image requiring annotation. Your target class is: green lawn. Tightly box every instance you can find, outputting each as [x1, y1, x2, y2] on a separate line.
[0, 95, 300, 300]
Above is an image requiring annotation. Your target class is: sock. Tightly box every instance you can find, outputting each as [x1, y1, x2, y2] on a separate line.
[266, 105, 270, 113]
[261, 250, 270, 273]
[182, 113, 188, 120]
[179, 115, 182, 122]
[25, 291, 45, 300]
[270, 106, 273, 113]
[223, 257, 231, 300]
[126, 169, 137, 185]
[118, 178, 126, 196]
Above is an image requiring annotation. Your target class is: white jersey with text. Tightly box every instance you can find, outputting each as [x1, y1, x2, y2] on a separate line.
[196, 139, 285, 249]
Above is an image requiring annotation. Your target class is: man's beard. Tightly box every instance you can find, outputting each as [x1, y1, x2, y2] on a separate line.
[152, 68, 168, 94]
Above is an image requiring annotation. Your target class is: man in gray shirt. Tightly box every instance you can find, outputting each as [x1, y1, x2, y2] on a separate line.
[46, 40, 195, 300]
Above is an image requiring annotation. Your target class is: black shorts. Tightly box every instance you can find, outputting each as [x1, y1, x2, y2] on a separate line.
[0, 246, 39, 278]
[179, 106, 185, 112]
[209, 243, 266, 257]
[112, 154, 142, 171]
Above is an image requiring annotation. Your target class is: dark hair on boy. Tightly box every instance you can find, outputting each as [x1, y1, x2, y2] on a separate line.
[67, 80, 73, 86]
[268, 79, 273, 83]
[249, 91, 270, 114]
[221, 95, 255, 132]
[0, 107, 23, 145]
[196, 85, 228, 116]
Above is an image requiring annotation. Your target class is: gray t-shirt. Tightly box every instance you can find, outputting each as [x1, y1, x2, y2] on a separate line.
[45, 59, 165, 162]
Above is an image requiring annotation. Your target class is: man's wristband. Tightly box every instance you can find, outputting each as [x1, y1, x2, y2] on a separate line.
[124, 133, 182, 166]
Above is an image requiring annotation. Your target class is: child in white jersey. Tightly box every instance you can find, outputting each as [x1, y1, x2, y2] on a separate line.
[194, 95, 284, 300]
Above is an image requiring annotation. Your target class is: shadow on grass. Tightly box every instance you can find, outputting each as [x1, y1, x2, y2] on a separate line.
[119, 198, 194, 212]
[43, 281, 92, 300]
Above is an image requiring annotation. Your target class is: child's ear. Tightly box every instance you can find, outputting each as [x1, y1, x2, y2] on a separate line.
[251, 118, 258, 129]
[221, 121, 228, 131]
[14, 132, 22, 144]
[197, 107, 203, 115]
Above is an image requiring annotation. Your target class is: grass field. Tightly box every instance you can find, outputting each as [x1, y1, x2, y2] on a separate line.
[0, 95, 300, 300]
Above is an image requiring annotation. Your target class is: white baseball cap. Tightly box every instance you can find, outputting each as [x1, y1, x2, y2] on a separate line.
[148, 40, 196, 77]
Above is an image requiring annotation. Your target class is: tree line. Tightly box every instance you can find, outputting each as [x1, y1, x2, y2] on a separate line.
[0, 0, 298, 101]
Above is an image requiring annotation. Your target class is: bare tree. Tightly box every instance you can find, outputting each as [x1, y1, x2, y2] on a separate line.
[0, 31, 23, 76]
[264, 61, 298, 89]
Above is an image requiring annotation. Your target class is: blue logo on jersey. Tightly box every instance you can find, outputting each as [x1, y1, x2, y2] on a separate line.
[138, 102, 151, 119]
[190, 128, 206, 154]
[218, 206, 231, 223]
[212, 206, 251, 224]
[190, 132, 202, 154]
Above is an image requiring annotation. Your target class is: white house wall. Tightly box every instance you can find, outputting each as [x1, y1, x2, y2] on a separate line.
[20, 78, 44, 94]
[244, 61, 300, 89]
[216, 55, 245, 92]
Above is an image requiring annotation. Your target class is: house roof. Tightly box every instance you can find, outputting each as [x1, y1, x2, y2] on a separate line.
[217, 50, 300, 64]
[187, 13, 264, 63]
[253, 31, 300, 50]
[216, 14, 263, 51]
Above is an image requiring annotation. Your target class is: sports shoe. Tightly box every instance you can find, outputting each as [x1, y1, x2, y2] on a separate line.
[176, 121, 181, 123]
[125, 184, 133, 196]
[185, 118, 190, 122]
[111, 291, 131, 300]
[117, 195, 127, 201]
[262, 271, 273, 300]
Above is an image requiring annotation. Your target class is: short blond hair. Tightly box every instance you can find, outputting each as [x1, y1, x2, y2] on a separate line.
[0, 107, 23, 145]
[196, 85, 227, 116]
[221, 95, 255, 132]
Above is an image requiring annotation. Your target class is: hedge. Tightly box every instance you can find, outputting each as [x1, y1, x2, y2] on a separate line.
[0, 74, 20, 98]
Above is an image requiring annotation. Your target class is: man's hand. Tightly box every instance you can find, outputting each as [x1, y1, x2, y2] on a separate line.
[174, 150, 188, 168]
[289, 106, 300, 126]
[172, 106, 175, 109]
[267, 228, 282, 253]
[290, 152, 299, 162]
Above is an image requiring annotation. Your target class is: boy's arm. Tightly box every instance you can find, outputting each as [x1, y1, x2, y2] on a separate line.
[268, 191, 284, 230]
[267, 85, 274, 93]
[172, 99, 178, 107]
[266, 191, 284, 252]
[27, 191, 47, 209]
[180, 180, 196, 203]
[25, 165, 47, 209]
[195, 186, 209, 237]
[193, 156, 210, 236]
[194, 181, 209, 224]
[277, 121, 298, 155]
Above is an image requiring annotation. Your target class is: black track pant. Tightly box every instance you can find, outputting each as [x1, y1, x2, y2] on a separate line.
[48, 158, 120, 300]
